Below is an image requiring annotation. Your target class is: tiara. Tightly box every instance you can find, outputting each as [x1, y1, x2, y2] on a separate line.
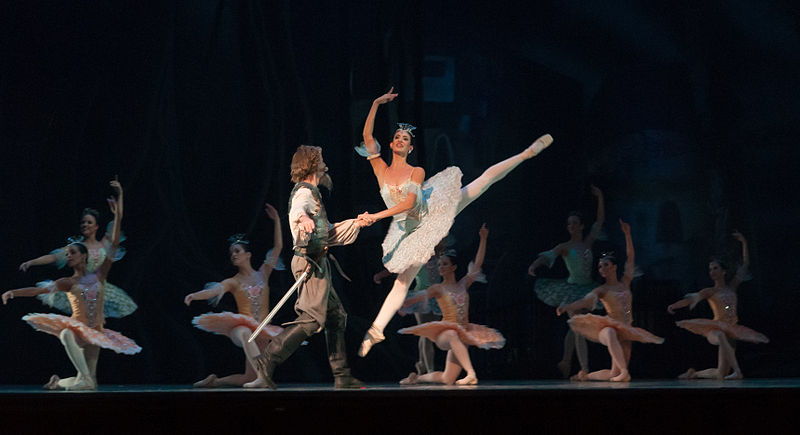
[600, 251, 616, 260]
[67, 235, 86, 245]
[227, 234, 250, 245]
[441, 248, 457, 257]
[397, 123, 417, 137]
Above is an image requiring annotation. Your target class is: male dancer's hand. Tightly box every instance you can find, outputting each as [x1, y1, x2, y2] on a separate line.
[299, 214, 315, 233]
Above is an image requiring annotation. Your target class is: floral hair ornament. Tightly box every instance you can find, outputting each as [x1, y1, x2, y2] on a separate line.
[396, 123, 417, 138]
[227, 234, 250, 246]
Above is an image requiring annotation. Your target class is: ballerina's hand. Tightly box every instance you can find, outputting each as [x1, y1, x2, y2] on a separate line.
[110, 176, 123, 196]
[590, 184, 603, 197]
[357, 212, 376, 225]
[667, 304, 676, 315]
[619, 218, 630, 234]
[732, 231, 746, 243]
[478, 223, 489, 239]
[19, 261, 30, 272]
[2, 291, 14, 305]
[184, 294, 194, 306]
[527, 263, 537, 277]
[264, 203, 279, 221]
[556, 305, 566, 316]
[374, 87, 398, 105]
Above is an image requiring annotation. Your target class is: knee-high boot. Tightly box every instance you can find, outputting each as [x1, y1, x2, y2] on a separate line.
[325, 327, 364, 389]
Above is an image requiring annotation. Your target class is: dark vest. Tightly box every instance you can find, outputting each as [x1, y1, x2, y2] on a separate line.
[288, 182, 329, 257]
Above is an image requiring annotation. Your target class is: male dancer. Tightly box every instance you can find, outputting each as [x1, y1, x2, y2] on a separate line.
[251, 145, 365, 389]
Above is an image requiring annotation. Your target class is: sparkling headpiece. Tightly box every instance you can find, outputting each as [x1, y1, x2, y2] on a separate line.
[600, 251, 616, 262]
[441, 248, 457, 258]
[227, 234, 250, 245]
[396, 123, 417, 138]
[67, 235, 86, 245]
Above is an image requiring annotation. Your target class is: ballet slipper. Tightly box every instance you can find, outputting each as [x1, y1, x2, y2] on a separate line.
[358, 326, 385, 357]
[724, 371, 743, 380]
[66, 375, 96, 391]
[521, 134, 553, 159]
[678, 368, 696, 380]
[456, 374, 478, 385]
[557, 360, 571, 379]
[44, 374, 62, 390]
[610, 370, 630, 382]
[570, 370, 588, 382]
[399, 373, 418, 385]
[193, 374, 219, 388]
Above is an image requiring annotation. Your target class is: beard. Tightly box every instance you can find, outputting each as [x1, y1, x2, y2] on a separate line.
[318, 173, 333, 191]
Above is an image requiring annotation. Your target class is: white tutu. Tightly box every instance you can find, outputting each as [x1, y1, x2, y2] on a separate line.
[382, 167, 462, 273]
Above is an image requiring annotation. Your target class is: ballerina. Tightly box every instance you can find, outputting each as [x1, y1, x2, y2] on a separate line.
[2, 178, 140, 390]
[355, 87, 552, 356]
[556, 219, 663, 382]
[19, 196, 136, 320]
[184, 203, 284, 388]
[528, 185, 605, 377]
[398, 224, 504, 385]
[667, 231, 768, 380]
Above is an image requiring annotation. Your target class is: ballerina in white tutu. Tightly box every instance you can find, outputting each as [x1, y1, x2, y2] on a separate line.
[355, 87, 552, 356]
[3, 178, 140, 390]
[667, 231, 768, 380]
[184, 203, 284, 388]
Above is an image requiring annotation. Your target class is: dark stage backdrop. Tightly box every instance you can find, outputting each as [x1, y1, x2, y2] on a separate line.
[2, 1, 799, 384]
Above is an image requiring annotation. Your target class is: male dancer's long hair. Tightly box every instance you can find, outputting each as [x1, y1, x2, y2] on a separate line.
[290, 145, 323, 183]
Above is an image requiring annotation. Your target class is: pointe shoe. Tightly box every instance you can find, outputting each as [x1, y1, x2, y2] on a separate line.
[522, 134, 553, 159]
[570, 370, 588, 382]
[399, 372, 418, 385]
[358, 326, 385, 357]
[44, 374, 62, 390]
[610, 370, 631, 382]
[66, 375, 97, 391]
[677, 368, 696, 380]
[193, 374, 218, 388]
[724, 371, 743, 380]
[456, 374, 478, 385]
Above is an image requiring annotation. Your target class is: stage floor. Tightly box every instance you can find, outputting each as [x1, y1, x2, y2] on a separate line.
[2, 379, 798, 433]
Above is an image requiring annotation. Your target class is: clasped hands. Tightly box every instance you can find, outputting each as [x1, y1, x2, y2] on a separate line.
[356, 212, 377, 227]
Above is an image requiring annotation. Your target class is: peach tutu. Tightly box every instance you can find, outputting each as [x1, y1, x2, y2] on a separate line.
[22, 313, 141, 355]
[676, 319, 769, 343]
[568, 314, 664, 344]
[192, 312, 283, 349]
[398, 320, 506, 350]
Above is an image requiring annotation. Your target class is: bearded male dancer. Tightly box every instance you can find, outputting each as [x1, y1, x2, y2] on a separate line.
[251, 145, 366, 389]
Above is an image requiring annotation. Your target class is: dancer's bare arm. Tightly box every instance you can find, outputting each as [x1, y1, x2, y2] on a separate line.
[184, 280, 234, 306]
[729, 231, 749, 290]
[463, 224, 488, 289]
[557, 288, 601, 316]
[585, 185, 605, 246]
[362, 88, 398, 181]
[358, 167, 425, 223]
[260, 203, 283, 282]
[96, 178, 123, 281]
[620, 219, 635, 287]
[3, 278, 71, 304]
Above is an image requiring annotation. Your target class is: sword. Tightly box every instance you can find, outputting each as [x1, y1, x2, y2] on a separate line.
[248, 265, 311, 343]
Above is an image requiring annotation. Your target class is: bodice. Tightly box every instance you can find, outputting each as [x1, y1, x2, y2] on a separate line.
[436, 283, 469, 324]
[564, 247, 593, 285]
[86, 247, 107, 272]
[232, 273, 267, 321]
[708, 288, 738, 324]
[380, 179, 424, 221]
[67, 274, 103, 329]
[600, 288, 633, 324]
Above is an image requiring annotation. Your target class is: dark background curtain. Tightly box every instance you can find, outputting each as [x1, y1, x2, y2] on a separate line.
[2, 0, 799, 384]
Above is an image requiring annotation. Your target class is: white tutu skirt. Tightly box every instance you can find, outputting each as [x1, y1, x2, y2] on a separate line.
[22, 313, 141, 355]
[382, 167, 462, 273]
[193, 312, 283, 350]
